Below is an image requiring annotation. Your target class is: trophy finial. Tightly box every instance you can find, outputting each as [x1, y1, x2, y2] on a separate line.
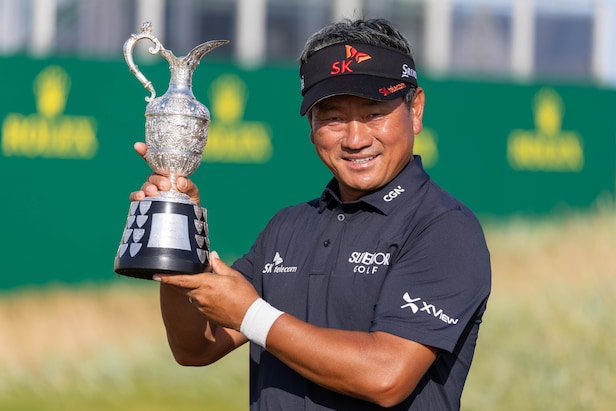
[141, 21, 153, 34]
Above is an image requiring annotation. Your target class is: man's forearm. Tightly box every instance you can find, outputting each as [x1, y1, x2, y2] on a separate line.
[264, 314, 437, 408]
[159, 284, 244, 365]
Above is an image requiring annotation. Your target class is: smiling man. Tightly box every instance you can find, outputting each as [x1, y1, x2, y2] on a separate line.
[131, 18, 491, 411]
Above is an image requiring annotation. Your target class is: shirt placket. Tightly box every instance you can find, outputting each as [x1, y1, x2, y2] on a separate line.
[306, 207, 347, 326]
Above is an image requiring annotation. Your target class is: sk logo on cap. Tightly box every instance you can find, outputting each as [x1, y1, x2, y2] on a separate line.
[345, 45, 372, 63]
[330, 45, 373, 75]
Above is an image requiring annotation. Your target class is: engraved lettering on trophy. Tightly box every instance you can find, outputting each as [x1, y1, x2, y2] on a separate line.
[129, 201, 139, 215]
[197, 249, 207, 264]
[130, 243, 142, 257]
[194, 220, 204, 234]
[133, 229, 146, 242]
[195, 234, 205, 248]
[139, 200, 152, 215]
[194, 205, 203, 220]
[136, 215, 148, 228]
[148, 213, 191, 251]
[123, 229, 133, 243]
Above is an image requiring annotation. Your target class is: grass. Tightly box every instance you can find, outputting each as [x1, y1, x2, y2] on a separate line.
[1, 207, 615, 410]
[462, 207, 616, 410]
[0, 284, 248, 411]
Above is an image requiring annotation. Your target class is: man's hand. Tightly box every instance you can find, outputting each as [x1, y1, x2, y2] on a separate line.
[153, 251, 260, 331]
[129, 142, 201, 205]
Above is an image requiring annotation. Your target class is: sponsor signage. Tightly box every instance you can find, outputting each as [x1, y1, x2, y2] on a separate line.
[1, 56, 614, 288]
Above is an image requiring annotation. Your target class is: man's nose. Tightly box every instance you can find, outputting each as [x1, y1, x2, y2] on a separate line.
[343, 121, 372, 149]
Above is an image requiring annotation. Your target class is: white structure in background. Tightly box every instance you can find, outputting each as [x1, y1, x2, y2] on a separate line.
[424, 0, 453, 76]
[236, 0, 267, 67]
[31, 0, 57, 55]
[593, 0, 616, 85]
[511, 0, 534, 79]
[0, 0, 614, 86]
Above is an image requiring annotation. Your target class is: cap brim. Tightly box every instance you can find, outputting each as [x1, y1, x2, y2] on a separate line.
[300, 74, 412, 116]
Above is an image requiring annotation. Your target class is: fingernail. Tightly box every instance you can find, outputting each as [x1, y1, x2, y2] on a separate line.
[211, 250, 219, 260]
[177, 178, 187, 190]
[152, 275, 161, 282]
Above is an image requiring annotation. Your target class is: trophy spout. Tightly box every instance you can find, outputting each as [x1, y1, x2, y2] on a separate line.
[167, 40, 230, 91]
[186, 40, 230, 68]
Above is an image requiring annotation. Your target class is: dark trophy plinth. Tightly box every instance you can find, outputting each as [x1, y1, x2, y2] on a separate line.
[114, 22, 227, 280]
[114, 198, 210, 279]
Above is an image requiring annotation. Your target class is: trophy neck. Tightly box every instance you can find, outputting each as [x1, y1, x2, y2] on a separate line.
[157, 190, 193, 204]
[156, 173, 192, 203]
[167, 81, 195, 97]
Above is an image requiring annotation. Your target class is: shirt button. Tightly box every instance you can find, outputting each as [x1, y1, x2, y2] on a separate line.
[323, 240, 330, 247]
[337, 214, 345, 221]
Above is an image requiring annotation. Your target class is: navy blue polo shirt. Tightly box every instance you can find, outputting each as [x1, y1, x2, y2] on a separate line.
[232, 156, 491, 410]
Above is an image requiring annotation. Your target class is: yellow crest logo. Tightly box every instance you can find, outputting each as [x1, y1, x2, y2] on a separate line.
[34, 65, 71, 118]
[204, 74, 272, 163]
[2, 66, 98, 159]
[507, 88, 584, 172]
[414, 127, 439, 168]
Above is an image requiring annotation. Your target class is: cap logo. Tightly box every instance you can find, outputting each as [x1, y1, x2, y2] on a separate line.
[330, 45, 373, 75]
[299, 43, 418, 115]
[345, 45, 372, 63]
[401, 64, 416, 79]
[379, 82, 408, 97]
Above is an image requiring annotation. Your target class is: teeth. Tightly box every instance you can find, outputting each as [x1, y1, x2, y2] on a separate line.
[350, 156, 375, 163]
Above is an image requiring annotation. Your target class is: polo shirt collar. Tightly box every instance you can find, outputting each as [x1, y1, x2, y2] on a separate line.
[318, 156, 430, 215]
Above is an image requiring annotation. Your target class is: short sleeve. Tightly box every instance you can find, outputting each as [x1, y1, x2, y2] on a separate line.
[370, 210, 491, 353]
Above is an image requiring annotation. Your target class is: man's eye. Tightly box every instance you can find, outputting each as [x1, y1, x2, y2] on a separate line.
[319, 116, 342, 123]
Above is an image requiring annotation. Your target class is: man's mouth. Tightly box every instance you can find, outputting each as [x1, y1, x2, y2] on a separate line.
[348, 156, 376, 164]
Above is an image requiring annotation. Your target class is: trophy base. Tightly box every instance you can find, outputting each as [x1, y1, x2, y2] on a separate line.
[114, 197, 210, 280]
[114, 254, 209, 280]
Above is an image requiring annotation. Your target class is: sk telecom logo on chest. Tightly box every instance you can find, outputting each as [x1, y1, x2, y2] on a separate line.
[262, 252, 298, 274]
[330, 45, 372, 75]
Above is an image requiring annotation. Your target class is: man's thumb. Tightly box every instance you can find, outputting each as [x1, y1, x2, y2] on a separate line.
[210, 250, 229, 274]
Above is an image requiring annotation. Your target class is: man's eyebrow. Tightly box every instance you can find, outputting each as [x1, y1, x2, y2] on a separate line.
[316, 98, 384, 112]
[314, 102, 341, 112]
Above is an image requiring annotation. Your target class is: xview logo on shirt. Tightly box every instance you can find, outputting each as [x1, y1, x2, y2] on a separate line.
[401, 292, 459, 325]
[262, 252, 298, 274]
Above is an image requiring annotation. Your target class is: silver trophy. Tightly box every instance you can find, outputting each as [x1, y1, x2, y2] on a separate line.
[114, 22, 228, 279]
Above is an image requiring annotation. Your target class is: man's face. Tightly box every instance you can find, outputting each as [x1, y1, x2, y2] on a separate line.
[308, 89, 424, 201]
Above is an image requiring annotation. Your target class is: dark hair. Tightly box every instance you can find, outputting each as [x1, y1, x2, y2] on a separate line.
[299, 18, 414, 63]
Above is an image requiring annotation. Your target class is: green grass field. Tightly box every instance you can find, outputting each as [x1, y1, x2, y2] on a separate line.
[1, 208, 615, 410]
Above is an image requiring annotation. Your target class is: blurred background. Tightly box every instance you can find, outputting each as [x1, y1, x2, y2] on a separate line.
[0, 0, 615, 410]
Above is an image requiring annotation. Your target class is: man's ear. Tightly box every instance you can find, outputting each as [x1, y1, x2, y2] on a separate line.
[411, 87, 425, 135]
[307, 112, 315, 144]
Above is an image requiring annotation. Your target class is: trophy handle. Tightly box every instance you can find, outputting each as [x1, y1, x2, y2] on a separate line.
[123, 21, 165, 102]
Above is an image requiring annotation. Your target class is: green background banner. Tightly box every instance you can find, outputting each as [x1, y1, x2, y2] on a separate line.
[1, 56, 615, 289]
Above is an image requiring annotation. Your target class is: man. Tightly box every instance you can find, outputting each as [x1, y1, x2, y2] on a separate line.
[131, 18, 491, 410]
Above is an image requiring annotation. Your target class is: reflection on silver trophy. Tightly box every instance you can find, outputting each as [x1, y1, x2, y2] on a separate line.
[114, 22, 228, 279]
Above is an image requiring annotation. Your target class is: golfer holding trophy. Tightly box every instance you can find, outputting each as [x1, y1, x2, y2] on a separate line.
[114, 22, 228, 279]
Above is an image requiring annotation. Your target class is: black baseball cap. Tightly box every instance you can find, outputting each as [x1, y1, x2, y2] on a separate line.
[299, 42, 418, 115]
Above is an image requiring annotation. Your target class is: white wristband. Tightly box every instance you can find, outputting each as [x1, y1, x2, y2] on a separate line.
[240, 298, 284, 348]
